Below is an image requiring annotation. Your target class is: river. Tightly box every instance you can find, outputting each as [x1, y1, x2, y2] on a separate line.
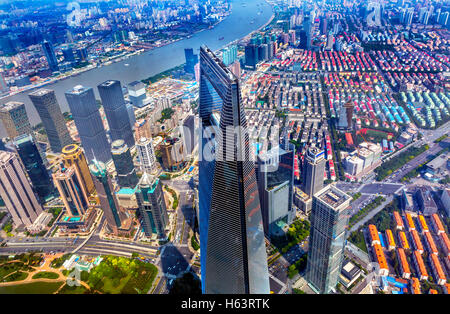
[0, 0, 273, 137]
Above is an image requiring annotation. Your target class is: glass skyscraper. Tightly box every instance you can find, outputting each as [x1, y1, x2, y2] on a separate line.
[135, 173, 168, 239]
[42, 41, 59, 72]
[14, 134, 53, 202]
[257, 147, 295, 237]
[97, 80, 135, 149]
[28, 88, 73, 153]
[198, 45, 270, 294]
[302, 146, 326, 198]
[111, 139, 139, 188]
[306, 184, 351, 294]
[65, 85, 111, 163]
[89, 159, 123, 234]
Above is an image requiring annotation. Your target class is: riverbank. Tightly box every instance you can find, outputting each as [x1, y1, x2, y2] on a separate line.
[0, 0, 274, 137]
[0, 16, 231, 102]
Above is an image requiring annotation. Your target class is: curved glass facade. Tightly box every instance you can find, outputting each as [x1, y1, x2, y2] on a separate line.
[198, 46, 269, 294]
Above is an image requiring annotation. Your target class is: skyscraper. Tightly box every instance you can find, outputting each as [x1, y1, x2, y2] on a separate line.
[53, 164, 89, 217]
[65, 85, 111, 163]
[257, 147, 295, 237]
[306, 184, 351, 294]
[136, 137, 157, 174]
[135, 172, 168, 239]
[14, 134, 53, 202]
[89, 159, 123, 234]
[61, 144, 95, 195]
[42, 41, 59, 72]
[244, 44, 258, 69]
[0, 102, 33, 139]
[28, 89, 72, 153]
[302, 146, 326, 198]
[0, 151, 43, 227]
[198, 46, 270, 294]
[111, 139, 139, 188]
[184, 48, 198, 74]
[128, 81, 147, 108]
[97, 80, 135, 148]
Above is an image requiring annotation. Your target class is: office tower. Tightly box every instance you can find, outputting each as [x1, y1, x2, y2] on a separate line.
[28, 89, 72, 153]
[111, 139, 139, 188]
[61, 144, 95, 195]
[405, 7, 414, 26]
[302, 146, 326, 198]
[244, 44, 259, 70]
[422, 9, 431, 25]
[0, 71, 8, 93]
[326, 31, 334, 50]
[89, 159, 123, 234]
[198, 46, 270, 294]
[0, 102, 33, 139]
[97, 80, 135, 148]
[135, 172, 168, 238]
[160, 137, 185, 171]
[184, 48, 198, 74]
[338, 100, 354, 130]
[126, 103, 136, 127]
[62, 47, 75, 63]
[128, 81, 147, 108]
[14, 134, 53, 201]
[182, 115, 196, 156]
[0, 151, 43, 227]
[65, 85, 111, 163]
[435, 8, 441, 24]
[53, 164, 89, 217]
[257, 147, 294, 236]
[136, 137, 157, 174]
[75, 47, 88, 62]
[306, 184, 351, 294]
[439, 11, 449, 26]
[42, 41, 59, 72]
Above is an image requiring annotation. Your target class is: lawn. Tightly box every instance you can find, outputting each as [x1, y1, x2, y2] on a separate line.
[57, 283, 88, 294]
[32, 271, 60, 280]
[2, 271, 28, 282]
[0, 282, 63, 294]
[85, 255, 158, 294]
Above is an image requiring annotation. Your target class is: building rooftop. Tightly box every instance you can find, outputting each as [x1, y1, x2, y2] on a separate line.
[29, 88, 52, 97]
[66, 85, 90, 95]
[0, 101, 24, 112]
[315, 184, 351, 210]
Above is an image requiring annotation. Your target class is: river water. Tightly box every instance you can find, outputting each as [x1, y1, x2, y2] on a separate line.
[0, 0, 273, 137]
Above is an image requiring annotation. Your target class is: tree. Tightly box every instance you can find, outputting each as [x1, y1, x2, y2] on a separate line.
[169, 272, 202, 295]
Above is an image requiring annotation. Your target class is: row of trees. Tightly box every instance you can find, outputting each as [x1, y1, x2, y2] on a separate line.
[374, 144, 429, 181]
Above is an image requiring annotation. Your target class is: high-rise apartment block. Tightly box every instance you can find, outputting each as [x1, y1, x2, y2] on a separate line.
[65, 85, 111, 163]
[0, 151, 43, 227]
[306, 184, 351, 294]
[136, 137, 157, 174]
[28, 89, 72, 153]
